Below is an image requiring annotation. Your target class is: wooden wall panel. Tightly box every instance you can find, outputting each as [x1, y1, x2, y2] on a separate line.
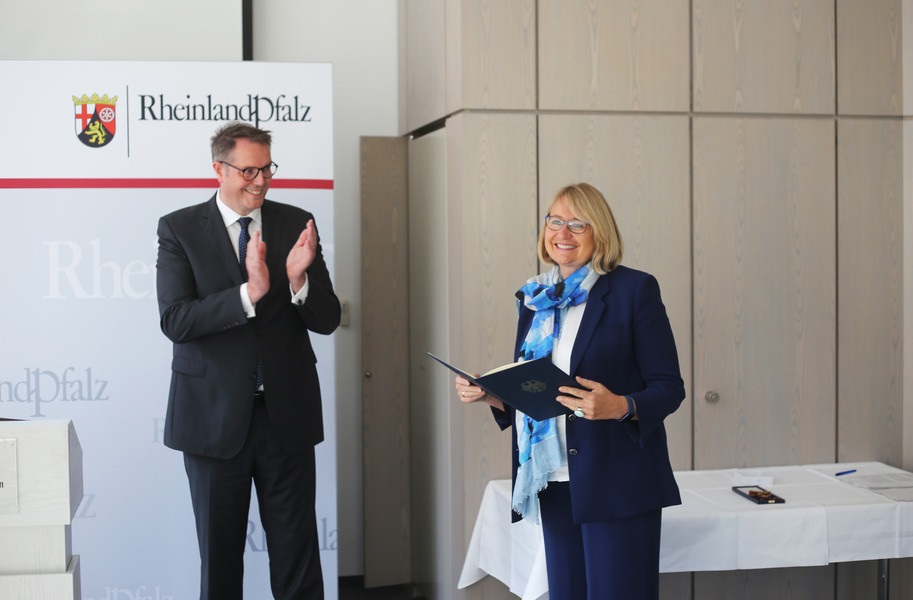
[408, 113, 538, 600]
[407, 129, 459, 600]
[361, 137, 412, 587]
[447, 112, 539, 600]
[695, 566, 835, 600]
[692, 116, 836, 469]
[693, 0, 834, 114]
[902, 115, 913, 600]
[538, 114, 693, 470]
[449, 0, 537, 111]
[402, 2, 913, 599]
[905, 121, 913, 472]
[405, 0, 536, 133]
[837, 0, 903, 115]
[835, 118, 912, 600]
[404, 0, 447, 134]
[538, 0, 690, 111]
[692, 116, 836, 597]
[837, 119, 903, 464]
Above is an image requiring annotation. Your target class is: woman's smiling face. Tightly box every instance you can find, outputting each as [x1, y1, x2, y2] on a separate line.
[544, 196, 595, 278]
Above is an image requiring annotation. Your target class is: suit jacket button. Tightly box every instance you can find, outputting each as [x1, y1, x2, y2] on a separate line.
[568, 448, 578, 456]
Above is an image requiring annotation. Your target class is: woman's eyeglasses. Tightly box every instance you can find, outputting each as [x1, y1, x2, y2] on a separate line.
[544, 215, 589, 234]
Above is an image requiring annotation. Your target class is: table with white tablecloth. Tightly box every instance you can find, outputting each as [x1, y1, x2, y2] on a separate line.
[458, 462, 913, 600]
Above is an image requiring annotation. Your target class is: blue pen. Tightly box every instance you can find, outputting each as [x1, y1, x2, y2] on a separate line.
[835, 469, 857, 477]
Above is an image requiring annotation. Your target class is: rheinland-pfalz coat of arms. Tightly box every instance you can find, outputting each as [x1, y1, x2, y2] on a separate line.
[73, 93, 117, 148]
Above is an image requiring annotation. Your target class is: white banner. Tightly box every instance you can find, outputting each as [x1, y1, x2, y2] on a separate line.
[0, 60, 337, 600]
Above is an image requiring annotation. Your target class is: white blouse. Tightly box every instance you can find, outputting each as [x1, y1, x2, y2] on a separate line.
[514, 298, 587, 483]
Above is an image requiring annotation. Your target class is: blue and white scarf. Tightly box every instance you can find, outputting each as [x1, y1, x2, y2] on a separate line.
[511, 264, 593, 523]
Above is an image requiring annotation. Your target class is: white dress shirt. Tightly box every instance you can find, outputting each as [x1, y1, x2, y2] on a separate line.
[215, 192, 309, 318]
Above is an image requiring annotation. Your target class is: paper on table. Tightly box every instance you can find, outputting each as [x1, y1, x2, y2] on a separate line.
[733, 469, 774, 487]
[839, 471, 913, 502]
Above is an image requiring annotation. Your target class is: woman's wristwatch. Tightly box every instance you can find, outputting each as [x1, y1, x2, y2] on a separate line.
[618, 395, 636, 422]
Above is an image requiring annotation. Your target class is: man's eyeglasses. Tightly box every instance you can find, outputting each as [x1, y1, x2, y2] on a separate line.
[544, 215, 590, 234]
[220, 161, 279, 181]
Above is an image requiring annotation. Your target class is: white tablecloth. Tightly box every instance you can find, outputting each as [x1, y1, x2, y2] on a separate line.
[458, 462, 913, 600]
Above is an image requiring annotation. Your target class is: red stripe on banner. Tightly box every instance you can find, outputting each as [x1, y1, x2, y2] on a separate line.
[0, 178, 334, 190]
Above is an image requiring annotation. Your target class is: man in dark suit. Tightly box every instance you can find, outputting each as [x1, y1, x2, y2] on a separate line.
[156, 121, 340, 600]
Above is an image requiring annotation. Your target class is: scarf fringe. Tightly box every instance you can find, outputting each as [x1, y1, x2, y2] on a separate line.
[512, 265, 597, 524]
[511, 432, 563, 524]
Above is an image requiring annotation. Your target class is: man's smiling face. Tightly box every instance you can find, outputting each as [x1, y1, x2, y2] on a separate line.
[214, 137, 272, 216]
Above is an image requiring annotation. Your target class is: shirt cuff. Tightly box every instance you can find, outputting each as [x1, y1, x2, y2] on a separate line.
[290, 277, 310, 305]
[240, 282, 256, 318]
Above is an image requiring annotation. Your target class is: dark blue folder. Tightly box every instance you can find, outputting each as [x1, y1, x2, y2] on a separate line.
[426, 352, 575, 421]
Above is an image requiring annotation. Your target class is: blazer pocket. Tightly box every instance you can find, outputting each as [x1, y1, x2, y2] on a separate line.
[171, 355, 205, 377]
[609, 421, 643, 455]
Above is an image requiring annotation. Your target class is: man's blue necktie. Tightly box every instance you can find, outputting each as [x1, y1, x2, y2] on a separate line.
[237, 217, 263, 391]
[238, 217, 252, 280]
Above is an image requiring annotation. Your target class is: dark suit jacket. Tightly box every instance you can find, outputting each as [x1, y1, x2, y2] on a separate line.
[156, 195, 341, 459]
[497, 265, 684, 523]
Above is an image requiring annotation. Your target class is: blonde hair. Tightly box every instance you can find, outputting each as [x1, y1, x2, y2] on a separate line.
[537, 183, 624, 274]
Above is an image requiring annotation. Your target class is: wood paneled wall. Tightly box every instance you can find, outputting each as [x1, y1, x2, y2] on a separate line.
[694, 0, 835, 114]
[447, 111, 540, 519]
[693, 116, 837, 469]
[391, 0, 913, 598]
[837, 120, 903, 462]
[837, 0, 902, 115]
[539, 0, 690, 111]
[539, 114, 693, 468]
[447, 0, 536, 111]
[406, 129, 457, 600]
[361, 137, 411, 587]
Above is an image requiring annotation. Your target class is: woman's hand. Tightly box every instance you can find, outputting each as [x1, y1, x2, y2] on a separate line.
[454, 375, 504, 412]
[556, 375, 632, 420]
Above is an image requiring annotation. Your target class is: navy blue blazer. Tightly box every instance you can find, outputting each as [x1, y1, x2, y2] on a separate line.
[496, 265, 684, 523]
[156, 196, 341, 459]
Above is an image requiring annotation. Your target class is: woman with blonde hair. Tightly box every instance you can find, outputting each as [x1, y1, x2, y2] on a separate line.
[456, 183, 684, 599]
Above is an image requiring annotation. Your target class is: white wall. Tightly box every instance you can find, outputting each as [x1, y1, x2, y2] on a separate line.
[0, 0, 241, 60]
[0, 0, 400, 578]
[253, 1, 401, 576]
[253, 0, 398, 576]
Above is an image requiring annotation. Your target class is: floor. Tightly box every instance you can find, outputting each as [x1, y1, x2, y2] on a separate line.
[338, 579, 424, 600]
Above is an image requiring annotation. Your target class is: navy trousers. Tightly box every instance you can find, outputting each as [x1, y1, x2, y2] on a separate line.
[538, 481, 662, 600]
[183, 402, 323, 600]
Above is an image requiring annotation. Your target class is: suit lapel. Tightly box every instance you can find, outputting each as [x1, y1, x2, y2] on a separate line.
[569, 273, 610, 374]
[202, 195, 245, 286]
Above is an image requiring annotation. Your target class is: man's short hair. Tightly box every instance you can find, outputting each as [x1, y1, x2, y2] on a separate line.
[211, 121, 272, 161]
